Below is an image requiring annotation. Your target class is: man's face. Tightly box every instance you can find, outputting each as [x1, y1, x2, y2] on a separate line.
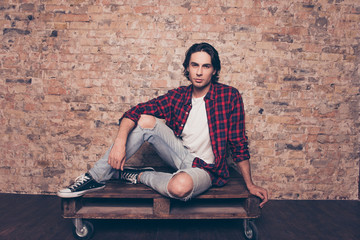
[187, 51, 216, 94]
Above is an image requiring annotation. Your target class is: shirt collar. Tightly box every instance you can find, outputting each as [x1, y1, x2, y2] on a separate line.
[184, 85, 192, 105]
[204, 83, 216, 101]
[186, 83, 216, 104]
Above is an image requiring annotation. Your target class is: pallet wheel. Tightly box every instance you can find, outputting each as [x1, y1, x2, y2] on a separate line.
[243, 219, 258, 240]
[72, 219, 94, 240]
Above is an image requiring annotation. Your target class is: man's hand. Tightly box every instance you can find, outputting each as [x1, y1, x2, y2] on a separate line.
[108, 117, 136, 171]
[236, 160, 269, 208]
[247, 184, 269, 208]
[108, 140, 126, 170]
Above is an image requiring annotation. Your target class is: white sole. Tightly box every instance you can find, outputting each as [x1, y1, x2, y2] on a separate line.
[123, 167, 155, 171]
[57, 185, 105, 198]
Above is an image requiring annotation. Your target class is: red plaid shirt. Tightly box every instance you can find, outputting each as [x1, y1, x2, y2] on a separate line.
[121, 82, 250, 186]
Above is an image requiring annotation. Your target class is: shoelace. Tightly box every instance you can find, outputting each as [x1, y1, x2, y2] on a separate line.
[121, 172, 137, 183]
[69, 174, 90, 190]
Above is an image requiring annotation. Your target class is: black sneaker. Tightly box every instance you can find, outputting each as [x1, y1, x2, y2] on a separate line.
[120, 167, 155, 184]
[57, 173, 105, 198]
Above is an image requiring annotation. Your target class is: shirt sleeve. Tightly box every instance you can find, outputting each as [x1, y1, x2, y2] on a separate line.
[228, 90, 250, 162]
[119, 90, 172, 125]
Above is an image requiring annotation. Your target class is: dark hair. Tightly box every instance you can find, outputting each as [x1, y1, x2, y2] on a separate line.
[182, 42, 221, 83]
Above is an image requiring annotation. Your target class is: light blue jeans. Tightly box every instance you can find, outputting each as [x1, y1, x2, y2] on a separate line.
[89, 118, 212, 201]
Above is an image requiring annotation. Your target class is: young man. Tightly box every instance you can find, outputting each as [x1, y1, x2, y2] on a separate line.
[58, 42, 268, 208]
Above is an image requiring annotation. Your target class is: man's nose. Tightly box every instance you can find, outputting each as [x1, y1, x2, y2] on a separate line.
[196, 67, 203, 76]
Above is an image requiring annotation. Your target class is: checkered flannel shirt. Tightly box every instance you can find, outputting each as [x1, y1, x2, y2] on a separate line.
[121, 82, 250, 186]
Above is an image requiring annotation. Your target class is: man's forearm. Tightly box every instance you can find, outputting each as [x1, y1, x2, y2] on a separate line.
[236, 159, 269, 208]
[115, 117, 136, 144]
[236, 160, 255, 189]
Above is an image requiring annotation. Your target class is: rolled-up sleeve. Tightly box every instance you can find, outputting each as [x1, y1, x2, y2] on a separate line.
[228, 90, 250, 162]
[119, 92, 171, 125]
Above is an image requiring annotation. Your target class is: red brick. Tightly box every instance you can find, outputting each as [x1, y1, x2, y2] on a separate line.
[54, 14, 90, 22]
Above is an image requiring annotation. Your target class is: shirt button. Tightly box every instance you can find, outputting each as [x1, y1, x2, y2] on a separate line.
[185, 112, 188, 114]
[181, 124, 184, 127]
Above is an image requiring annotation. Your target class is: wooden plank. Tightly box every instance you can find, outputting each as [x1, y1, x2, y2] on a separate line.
[82, 176, 250, 199]
[61, 198, 82, 217]
[75, 206, 154, 219]
[244, 196, 261, 217]
[84, 190, 160, 199]
[83, 183, 161, 199]
[70, 198, 155, 219]
[72, 204, 251, 220]
[153, 198, 170, 215]
[171, 205, 247, 216]
[196, 178, 250, 199]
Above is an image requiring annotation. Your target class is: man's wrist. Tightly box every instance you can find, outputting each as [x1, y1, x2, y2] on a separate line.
[114, 137, 126, 147]
[246, 182, 256, 190]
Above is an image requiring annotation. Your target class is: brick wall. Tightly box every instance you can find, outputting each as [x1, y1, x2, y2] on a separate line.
[0, 0, 359, 199]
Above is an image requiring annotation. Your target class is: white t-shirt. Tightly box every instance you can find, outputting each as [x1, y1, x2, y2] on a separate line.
[181, 96, 215, 164]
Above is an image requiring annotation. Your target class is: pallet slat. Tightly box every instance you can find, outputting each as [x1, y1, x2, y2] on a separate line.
[73, 203, 250, 220]
[83, 178, 250, 199]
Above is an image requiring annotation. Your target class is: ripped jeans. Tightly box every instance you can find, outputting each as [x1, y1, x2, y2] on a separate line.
[89, 118, 212, 201]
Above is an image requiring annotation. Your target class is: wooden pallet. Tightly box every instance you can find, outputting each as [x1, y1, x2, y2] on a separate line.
[61, 168, 261, 220]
